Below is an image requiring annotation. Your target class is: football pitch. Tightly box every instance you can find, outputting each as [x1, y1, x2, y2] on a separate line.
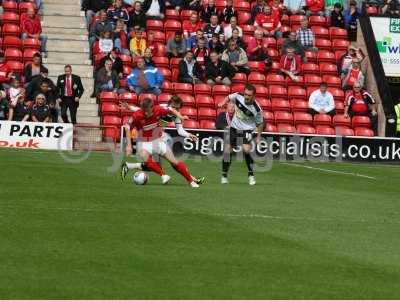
[1, 148, 400, 299]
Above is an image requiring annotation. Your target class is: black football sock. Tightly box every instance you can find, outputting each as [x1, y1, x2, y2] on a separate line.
[244, 152, 254, 177]
[222, 152, 232, 178]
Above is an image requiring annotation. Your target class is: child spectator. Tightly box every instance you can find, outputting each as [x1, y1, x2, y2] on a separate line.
[99, 31, 114, 53]
[130, 28, 147, 57]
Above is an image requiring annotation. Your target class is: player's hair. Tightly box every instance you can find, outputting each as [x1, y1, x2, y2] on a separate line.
[244, 83, 256, 95]
[169, 95, 183, 108]
[140, 97, 154, 110]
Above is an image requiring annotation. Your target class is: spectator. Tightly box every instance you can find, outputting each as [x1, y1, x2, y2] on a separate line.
[219, 33, 226, 48]
[26, 68, 56, 101]
[193, 39, 210, 62]
[31, 93, 51, 123]
[32, 80, 58, 122]
[308, 82, 336, 116]
[107, 0, 130, 26]
[183, 12, 204, 39]
[82, 0, 111, 30]
[270, 0, 284, 20]
[24, 53, 48, 85]
[143, 48, 155, 67]
[146, 32, 158, 56]
[284, 0, 306, 14]
[344, 83, 378, 133]
[205, 51, 235, 86]
[221, 41, 250, 74]
[279, 47, 302, 81]
[247, 29, 273, 67]
[178, 51, 203, 84]
[342, 59, 365, 89]
[114, 19, 130, 55]
[330, 3, 345, 27]
[187, 0, 203, 12]
[9, 77, 24, 108]
[201, 0, 219, 23]
[382, 0, 400, 16]
[8, 89, 30, 122]
[226, 28, 247, 51]
[21, 8, 48, 57]
[223, 16, 243, 39]
[204, 14, 223, 41]
[127, 57, 163, 95]
[250, 0, 266, 24]
[56, 65, 85, 124]
[143, 0, 165, 19]
[209, 33, 225, 54]
[305, 0, 325, 15]
[165, 0, 185, 10]
[95, 59, 120, 95]
[254, 6, 282, 38]
[128, 1, 147, 29]
[99, 31, 114, 53]
[215, 101, 235, 129]
[282, 31, 306, 62]
[340, 45, 364, 74]
[296, 17, 317, 51]
[343, 1, 360, 41]
[99, 48, 124, 78]
[0, 91, 8, 120]
[166, 31, 186, 58]
[89, 10, 113, 57]
[220, 0, 238, 24]
[0, 51, 13, 88]
[130, 28, 147, 57]
[186, 29, 209, 51]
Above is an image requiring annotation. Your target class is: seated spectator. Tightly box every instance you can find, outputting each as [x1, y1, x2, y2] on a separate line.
[205, 51, 235, 86]
[204, 14, 223, 41]
[21, 8, 48, 57]
[224, 16, 243, 39]
[382, 0, 400, 16]
[186, 29, 209, 51]
[95, 59, 120, 95]
[31, 80, 58, 122]
[143, 0, 165, 19]
[342, 59, 365, 89]
[107, 0, 129, 26]
[9, 77, 24, 109]
[209, 33, 225, 54]
[340, 45, 364, 74]
[166, 31, 186, 58]
[220, 0, 238, 23]
[99, 31, 114, 53]
[0, 91, 8, 120]
[305, 0, 325, 16]
[89, 10, 113, 57]
[8, 97, 30, 122]
[178, 51, 203, 84]
[24, 53, 48, 85]
[222, 41, 250, 74]
[127, 57, 163, 95]
[282, 32, 306, 62]
[330, 3, 345, 27]
[143, 48, 156, 67]
[201, 0, 219, 23]
[248, 29, 273, 67]
[296, 17, 317, 51]
[344, 1, 360, 41]
[219, 33, 226, 48]
[270, 0, 284, 20]
[284, 0, 306, 15]
[31, 93, 51, 123]
[279, 47, 302, 81]
[250, 0, 266, 24]
[0, 51, 13, 88]
[215, 101, 235, 129]
[114, 19, 130, 55]
[128, 1, 146, 30]
[130, 28, 147, 57]
[82, 0, 110, 30]
[99, 48, 124, 78]
[146, 32, 157, 56]
[226, 28, 247, 51]
[187, 0, 202, 11]
[193, 39, 210, 62]
[344, 82, 378, 133]
[308, 82, 335, 116]
[254, 6, 282, 38]
[183, 12, 204, 38]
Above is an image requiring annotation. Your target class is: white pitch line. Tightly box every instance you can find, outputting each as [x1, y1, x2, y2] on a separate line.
[282, 162, 377, 180]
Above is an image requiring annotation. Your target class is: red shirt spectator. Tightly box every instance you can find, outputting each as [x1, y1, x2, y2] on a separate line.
[21, 10, 42, 36]
[183, 13, 204, 38]
[0, 52, 11, 84]
[280, 52, 302, 75]
[269, 0, 284, 19]
[345, 86, 376, 116]
[146, 32, 157, 56]
[305, 0, 325, 14]
[254, 13, 281, 31]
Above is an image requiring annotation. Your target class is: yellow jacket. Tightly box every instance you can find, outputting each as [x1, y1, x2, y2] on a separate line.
[130, 38, 147, 56]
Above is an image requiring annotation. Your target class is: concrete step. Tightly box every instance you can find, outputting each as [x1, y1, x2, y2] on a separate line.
[41, 4, 84, 17]
[42, 16, 86, 29]
[43, 0, 81, 5]
[44, 52, 91, 65]
[46, 63, 93, 78]
[43, 26, 87, 35]
[77, 116, 100, 124]
[79, 103, 98, 110]
[47, 33, 88, 42]
[77, 109, 99, 117]
[47, 39, 89, 53]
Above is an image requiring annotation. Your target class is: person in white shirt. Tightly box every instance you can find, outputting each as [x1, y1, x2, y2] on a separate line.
[99, 31, 114, 54]
[144, 0, 165, 19]
[223, 16, 243, 40]
[308, 82, 336, 116]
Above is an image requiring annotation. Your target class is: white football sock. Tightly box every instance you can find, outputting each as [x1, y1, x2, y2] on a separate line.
[126, 163, 142, 170]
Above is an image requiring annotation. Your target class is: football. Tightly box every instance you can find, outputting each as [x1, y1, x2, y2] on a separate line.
[133, 171, 148, 185]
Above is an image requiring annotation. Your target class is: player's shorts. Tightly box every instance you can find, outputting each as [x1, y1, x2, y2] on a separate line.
[228, 127, 254, 147]
[137, 138, 168, 156]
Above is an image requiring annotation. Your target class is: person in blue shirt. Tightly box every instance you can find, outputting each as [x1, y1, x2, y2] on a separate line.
[186, 29, 209, 51]
[127, 57, 164, 96]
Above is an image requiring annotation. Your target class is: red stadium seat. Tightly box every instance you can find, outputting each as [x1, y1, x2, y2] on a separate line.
[173, 82, 193, 93]
[103, 115, 121, 126]
[305, 50, 318, 63]
[2, 24, 20, 37]
[317, 50, 335, 63]
[315, 38, 332, 51]
[5, 48, 22, 62]
[288, 86, 307, 100]
[289, 15, 303, 26]
[171, 68, 179, 82]
[270, 61, 281, 73]
[352, 116, 371, 128]
[158, 67, 171, 81]
[286, 75, 304, 87]
[304, 75, 322, 87]
[157, 93, 172, 104]
[263, 111, 275, 124]
[257, 98, 271, 110]
[309, 16, 327, 27]
[149, 31, 165, 43]
[306, 86, 319, 97]
[100, 91, 118, 103]
[181, 107, 198, 119]
[296, 124, 316, 134]
[280, 25, 291, 35]
[119, 92, 137, 104]
[200, 120, 216, 129]
[316, 125, 335, 135]
[366, 6, 378, 15]
[276, 37, 285, 49]
[22, 49, 38, 63]
[311, 26, 329, 39]
[161, 80, 173, 93]
[269, 85, 287, 99]
[2, 1, 18, 12]
[335, 50, 347, 62]
[248, 73, 265, 85]
[290, 99, 309, 112]
[267, 48, 280, 61]
[354, 127, 374, 137]
[146, 19, 164, 31]
[313, 114, 332, 126]
[335, 101, 344, 114]
[1, 12, 20, 25]
[335, 126, 354, 136]
[255, 85, 269, 98]
[275, 111, 293, 125]
[266, 74, 285, 86]
[302, 63, 320, 74]
[238, 12, 251, 24]
[213, 85, 230, 96]
[164, 20, 182, 33]
[277, 123, 296, 133]
[138, 93, 157, 104]
[155, 43, 166, 57]
[178, 94, 195, 107]
[231, 84, 246, 94]
[232, 73, 247, 84]
[263, 37, 277, 49]
[198, 108, 216, 120]
[215, 0, 226, 9]
[271, 99, 290, 112]
[293, 112, 313, 125]
[5, 60, 23, 75]
[319, 63, 338, 76]
[328, 88, 345, 102]
[248, 61, 265, 73]
[333, 114, 351, 127]
[332, 39, 350, 51]
[22, 38, 41, 50]
[196, 95, 214, 108]
[3, 36, 22, 49]
[183, 120, 199, 129]
[323, 75, 341, 88]
[242, 25, 255, 36]
[180, 10, 196, 20]
[165, 9, 180, 20]
[194, 83, 211, 95]
[101, 102, 119, 115]
[234, 0, 250, 11]
[281, 14, 290, 25]
[330, 27, 348, 40]
[19, 2, 36, 13]
[170, 57, 182, 68]
[153, 57, 169, 69]
[265, 123, 277, 132]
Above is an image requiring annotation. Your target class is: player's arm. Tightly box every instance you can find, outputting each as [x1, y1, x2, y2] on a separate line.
[169, 107, 189, 121]
[176, 122, 198, 141]
[217, 93, 236, 108]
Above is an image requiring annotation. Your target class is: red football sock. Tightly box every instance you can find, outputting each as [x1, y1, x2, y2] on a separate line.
[173, 161, 193, 183]
[144, 157, 165, 177]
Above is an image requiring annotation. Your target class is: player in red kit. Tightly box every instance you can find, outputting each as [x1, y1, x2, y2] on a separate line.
[122, 97, 201, 188]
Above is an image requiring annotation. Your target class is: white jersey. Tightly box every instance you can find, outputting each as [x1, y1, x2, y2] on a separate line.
[228, 93, 263, 131]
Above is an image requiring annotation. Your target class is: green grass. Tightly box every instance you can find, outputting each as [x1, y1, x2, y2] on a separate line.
[1, 148, 400, 299]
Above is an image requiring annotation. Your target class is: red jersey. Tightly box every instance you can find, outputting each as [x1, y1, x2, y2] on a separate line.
[269, 2, 284, 19]
[346, 91, 375, 115]
[306, 0, 324, 13]
[0, 63, 9, 83]
[182, 20, 204, 37]
[254, 13, 280, 31]
[21, 15, 42, 35]
[346, 68, 362, 87]
[129, 105, 171, 141]
[280, 54, 302, 74]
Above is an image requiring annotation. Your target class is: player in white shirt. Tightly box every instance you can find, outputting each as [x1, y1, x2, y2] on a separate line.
[217, 84, 264, 185]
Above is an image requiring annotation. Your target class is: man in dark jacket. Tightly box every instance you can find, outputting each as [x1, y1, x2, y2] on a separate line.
[95, 59, 120, 96]
[178, 51, 203, 84]
[82, 0, 111, 30]
[33, 80, 58, 123]
[129, 1, 147, 30]
[205, 51, 235, 86]
[89, 10, 113, 57]
[281, 32, 306, 62]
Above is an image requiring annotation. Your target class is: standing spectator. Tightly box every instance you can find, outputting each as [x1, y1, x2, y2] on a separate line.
[308, 82, 336, 116]
[343, 1, 360, 41]
[216, 101, 235, 129]
[183, 12, 204, 39]
[143, 0, 165, 19]
[220, 0, 237, 24]
[254, 6, 282, 38]
[21, 8, 48, 57]
[296, 17, 317, 51]
[95, 59, 120, 95]
[166, 31, 186, 58]
[89, 10, 113, 58]
[130, 28, 147, 57]
[305, 0, 325, 15]
[284, 0, 306, 14]
[247, 29, 273, 67]
[209, 33, 225, 54]
[250, 0, 266, 23]
[221, 41, 250, 74]
[0, 51, 13, 88]
[0, 91, 8, 120]
[342, 59, 365, 89]
[204, 14, 223, 41]
[129, 1, 147, 30]
[99, 31, 114, 53]
[56, 65, 85, 124]
[279, 47, 302, 81]
[82, 0, 111, 30]
[223, 16, 243, 39]
[24, 53, 48, 85]
[127, 57, 163, 95]
[178, 51, 203, 84]
[205, 51, 235, 86]
[201, 0, 218, 23]
[344, 83, 378, 133]
[107, 0, 130, 26]
[226, 28, 247, 51]
[330, 3, 345, 27]
[113, 19, 130, 55]
[33, 80, 58, 122]
[143, 48, 155, 67]
[165, 0, 185, 10]
[31, 94, 51, 123]
[282, 32, 306, 62]
[186, 29, 209, 51]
